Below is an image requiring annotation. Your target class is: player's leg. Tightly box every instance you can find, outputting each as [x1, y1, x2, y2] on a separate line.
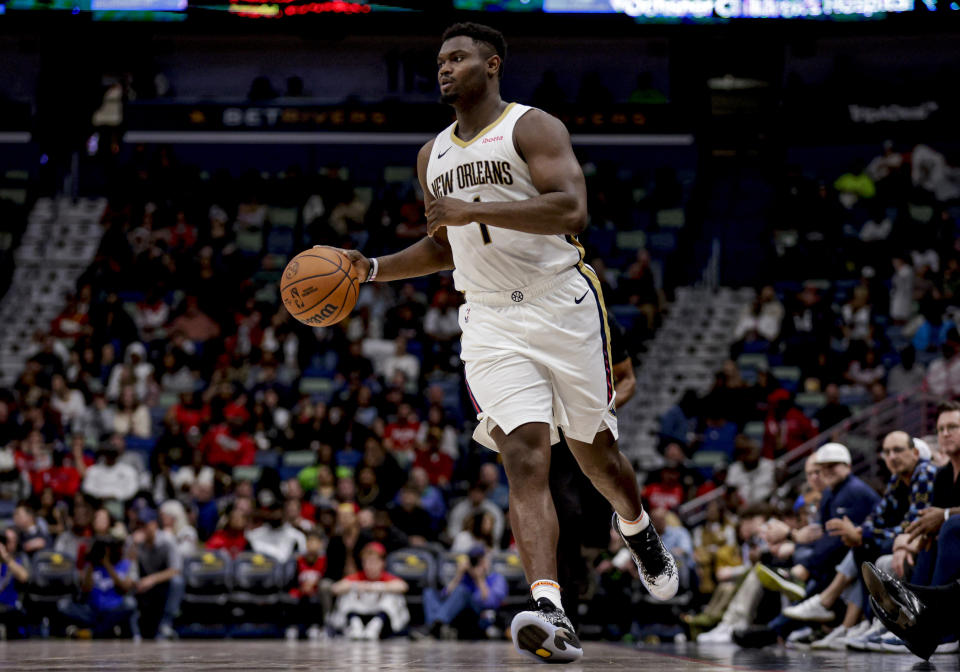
[494, 422, 583, 663]
[564, 429, 641, 520]
[565, 431, 679, 601]
[493, 422, 558, 583]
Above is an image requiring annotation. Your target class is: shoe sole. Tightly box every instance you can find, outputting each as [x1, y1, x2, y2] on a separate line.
[862, 565, 917, 629]
[511, 612, 583, 664]
[755, 565, 806, 602]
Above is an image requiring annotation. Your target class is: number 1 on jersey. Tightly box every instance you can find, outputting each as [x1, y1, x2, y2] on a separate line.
[473, 196, 492, 245]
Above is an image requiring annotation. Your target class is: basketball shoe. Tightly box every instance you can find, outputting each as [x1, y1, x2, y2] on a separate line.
[612, 512, 679, 600]
[511, 597, 583, 664]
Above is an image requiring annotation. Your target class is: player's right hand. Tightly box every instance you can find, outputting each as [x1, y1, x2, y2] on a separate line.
[314, 245, 371, 282]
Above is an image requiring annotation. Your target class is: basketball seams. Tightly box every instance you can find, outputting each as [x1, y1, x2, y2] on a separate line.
[281, 248, 357, 326]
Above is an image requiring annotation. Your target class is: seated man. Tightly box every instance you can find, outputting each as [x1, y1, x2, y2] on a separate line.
[780, 431, 936, 648]
[0, 528, 29, 639]
[330, 541, 409, 640]
[414, 545, 507, 640]
[131, 508, 183, 640]
[58, 530, 140, 639]
[902, 401, 960, 587]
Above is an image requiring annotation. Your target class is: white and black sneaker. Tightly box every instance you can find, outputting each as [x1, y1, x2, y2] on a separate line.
[511, 597, 583, 664]
[612, 512, 679, 600]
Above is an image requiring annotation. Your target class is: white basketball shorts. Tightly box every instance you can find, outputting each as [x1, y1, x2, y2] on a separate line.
[457, 265, 619, 451]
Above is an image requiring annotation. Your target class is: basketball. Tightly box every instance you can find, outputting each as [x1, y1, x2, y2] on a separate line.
[280, 247, 360, 327]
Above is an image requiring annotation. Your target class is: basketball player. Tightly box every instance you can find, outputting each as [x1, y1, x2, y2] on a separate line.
[338, 23, 677, 663]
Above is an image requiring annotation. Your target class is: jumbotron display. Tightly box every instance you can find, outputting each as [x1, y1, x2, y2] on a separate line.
[455, 0, 953, 20]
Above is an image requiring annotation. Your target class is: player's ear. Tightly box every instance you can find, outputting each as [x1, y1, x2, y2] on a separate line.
[487, 55, 502, 79]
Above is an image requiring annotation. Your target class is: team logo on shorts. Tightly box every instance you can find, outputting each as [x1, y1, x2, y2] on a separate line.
[511, 291, 523, 303]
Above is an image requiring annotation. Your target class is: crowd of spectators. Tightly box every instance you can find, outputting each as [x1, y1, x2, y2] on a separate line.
[1, 135, 958, 652]
[0, 144, 680, 641]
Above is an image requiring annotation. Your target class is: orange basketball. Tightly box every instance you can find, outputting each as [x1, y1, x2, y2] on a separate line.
[280, 247, 360, 327]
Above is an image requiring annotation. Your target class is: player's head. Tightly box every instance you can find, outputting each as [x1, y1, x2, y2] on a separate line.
[438, 22, 507, 105]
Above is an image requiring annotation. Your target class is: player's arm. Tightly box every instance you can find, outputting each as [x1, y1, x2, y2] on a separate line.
[425, 109, 587, 237]
[339, 140, 454, 283]
[612, 356, 636, 408]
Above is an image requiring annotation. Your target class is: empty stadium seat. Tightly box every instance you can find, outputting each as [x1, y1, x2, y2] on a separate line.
[488, 551, 527, 606]
[385, 547, 436, 608]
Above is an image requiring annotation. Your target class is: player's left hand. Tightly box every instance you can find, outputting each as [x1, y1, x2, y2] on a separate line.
[426, 196, 473, 235]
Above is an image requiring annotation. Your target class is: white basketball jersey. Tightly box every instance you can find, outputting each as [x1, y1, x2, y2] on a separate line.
[425, 102, 582, 293]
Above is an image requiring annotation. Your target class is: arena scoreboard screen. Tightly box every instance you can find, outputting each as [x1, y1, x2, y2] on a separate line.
[454, 0, 955, 20]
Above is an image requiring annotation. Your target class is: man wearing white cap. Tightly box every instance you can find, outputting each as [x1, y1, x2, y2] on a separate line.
[785, 443, 880, 601]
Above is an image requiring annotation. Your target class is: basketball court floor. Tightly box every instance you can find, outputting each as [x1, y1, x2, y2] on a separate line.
[3, 639, 956, 672]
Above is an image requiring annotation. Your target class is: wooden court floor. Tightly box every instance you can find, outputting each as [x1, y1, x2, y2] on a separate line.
[1, 639, 956, 671]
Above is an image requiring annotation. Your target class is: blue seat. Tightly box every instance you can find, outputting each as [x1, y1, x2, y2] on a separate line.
[254, 450, 280, 469]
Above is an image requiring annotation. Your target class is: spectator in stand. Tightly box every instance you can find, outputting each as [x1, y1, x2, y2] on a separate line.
[814, 383, 852, 431]
[246, 491, 306, 563]
[324, 503, 362, 582]
[619, 248, 660, 335]
[659, 390, 698, 449]
[844, 346, 885, 392]
[888, 346, 926, 395]
[762, 390, 816, 459]
[205, 505, 251, 558]
[926, 331, 960, 399]
[446, 483, 505, 551]
[13, 502, 50, 558]
[58, 529, 139, 640]
[791, 443, 880, 592]
[691, 499, 741, 596]
[159, 500, 198, 558]
[113, 386, 151, 439]
[477, 462, 509, 513]
[387, 485, 437, 546]
[80, 437, 144, 506]
[383, 403, 420, 467]
[106, 342, 153, 403]
[54, 498, 95, 566]
[50, 374, 87, 435]
[131, 507, 183, 640]
[733, 286, 785, 352]
[199, 409, 256, 469]
[383, 336, 420, 389]
[725, 436, 776, 507]
[167, 296, 221, 346]
[413, 428, 454, 488]
[414, 544, 507, 641]
[285, 530, 328, 641]
[330, 541, 409, 640]
[0, 527, 29, 638]
[643, 462, 687, 510]
[890, 256, 915, 324]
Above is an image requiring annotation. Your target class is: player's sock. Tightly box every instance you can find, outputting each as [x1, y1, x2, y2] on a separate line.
[531, 579, 562, 608]
[616, 509, 650, 536]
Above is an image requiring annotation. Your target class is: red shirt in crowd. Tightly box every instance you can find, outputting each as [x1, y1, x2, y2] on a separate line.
[413, 449, 453, 486]
[172, 403, 207, 432]
[290, 554, 328, 598]
[343, 569, 399, 584]
[31, 466, 82, 498]
[199, 424, 256, 467]
[205, 529, 250, 558]
[384, 419, 420, 453]
[643, 482, 685, 510]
